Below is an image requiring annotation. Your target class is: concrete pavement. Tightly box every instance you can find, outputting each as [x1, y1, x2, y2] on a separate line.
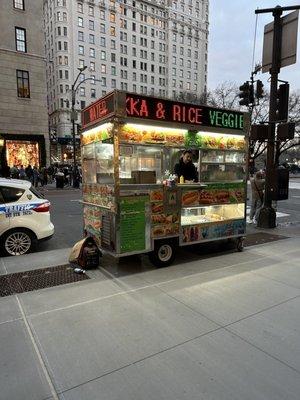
[1, 221, 300, 400]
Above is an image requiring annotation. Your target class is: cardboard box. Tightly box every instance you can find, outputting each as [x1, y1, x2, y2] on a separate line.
[132, 170, 156, 184]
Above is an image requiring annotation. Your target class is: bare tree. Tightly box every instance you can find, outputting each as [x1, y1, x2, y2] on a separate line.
[207, 81, 300, 164]
[206, 81, 240, 110]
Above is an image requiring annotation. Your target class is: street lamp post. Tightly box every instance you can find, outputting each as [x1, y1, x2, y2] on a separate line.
[71, 65, 87, 187]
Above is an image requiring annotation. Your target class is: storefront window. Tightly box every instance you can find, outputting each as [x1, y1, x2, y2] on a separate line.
[6, 140, 39, 167]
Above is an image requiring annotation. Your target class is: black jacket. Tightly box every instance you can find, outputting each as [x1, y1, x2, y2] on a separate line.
[174, 160, 198, 182]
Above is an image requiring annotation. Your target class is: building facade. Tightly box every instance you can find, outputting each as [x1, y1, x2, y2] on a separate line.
[43, 0, 209, 162]
[0, 0, 49, 169]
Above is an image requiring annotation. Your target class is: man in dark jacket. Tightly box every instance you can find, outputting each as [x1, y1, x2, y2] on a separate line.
[174, 150, 198, 182]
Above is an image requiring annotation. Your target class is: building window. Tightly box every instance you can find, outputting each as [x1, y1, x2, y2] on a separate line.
[101, 64, 106, 73]
[100, 37, 106, 47]
[89, 34, 95, 44]
[80, 87, 85, 96]
[78, 45, 84, 55]
[16, 70, 30, 98]
[101, 50, 106, 60]
[14, 0, 25, 10]
[90, 75, 95, 84]
[91, 88, 96, 98]
[89, 20, 94, 30]
[15, 27, 26, 52]
[89, 6, 94, 16]
[89, 48, 95, 58]
[78, 17, 83, 27]
[110, 12, 116, 23]
[77, 3, 83, 13]
[78, 31, 84, 41]
[111, 79, 116, 88]
[90, 61, 95, 71]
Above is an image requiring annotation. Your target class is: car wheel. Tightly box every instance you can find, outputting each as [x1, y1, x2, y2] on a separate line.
[1, 229, 36, 256]
[148, 240, 176, 268]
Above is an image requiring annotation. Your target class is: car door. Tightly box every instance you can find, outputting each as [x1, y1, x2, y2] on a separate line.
[0, 187, 10, 236]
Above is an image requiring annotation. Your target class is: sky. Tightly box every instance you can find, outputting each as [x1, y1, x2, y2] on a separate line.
[208, 0, 300, 92]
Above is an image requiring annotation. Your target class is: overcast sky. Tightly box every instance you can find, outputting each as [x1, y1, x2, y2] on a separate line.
[208, 0, 300, 92]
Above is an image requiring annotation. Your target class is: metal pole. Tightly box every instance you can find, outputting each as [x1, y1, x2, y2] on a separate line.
[257, 6, 282, 228]
[71, 85, 76, 169]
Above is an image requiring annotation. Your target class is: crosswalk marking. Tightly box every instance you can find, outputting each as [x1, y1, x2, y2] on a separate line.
[246, 206, 289, 218]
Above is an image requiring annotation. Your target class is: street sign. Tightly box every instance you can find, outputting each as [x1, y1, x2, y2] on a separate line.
[262, 10, 299, 73]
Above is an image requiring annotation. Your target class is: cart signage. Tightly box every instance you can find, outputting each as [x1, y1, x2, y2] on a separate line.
[120, 196, 148, 253]
[82, 92, 115, 128]
[126, 94, 244, 130]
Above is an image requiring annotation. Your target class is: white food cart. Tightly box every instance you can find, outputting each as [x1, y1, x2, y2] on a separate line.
[81, 91, 249, 266]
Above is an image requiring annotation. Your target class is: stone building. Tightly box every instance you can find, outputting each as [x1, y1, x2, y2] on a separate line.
[43, 0, 209, 162]
[0, 0, 49, 169]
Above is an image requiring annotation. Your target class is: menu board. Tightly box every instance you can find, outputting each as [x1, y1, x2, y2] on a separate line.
[150, 189, 180, 238]
[199, 182, 245, 205]
[83, 184, 115, 210]
[83, 205, 102, 240]
[120, 196, 148, 253]
[181, 183, 245, 207]
[182, 219, 245, 244]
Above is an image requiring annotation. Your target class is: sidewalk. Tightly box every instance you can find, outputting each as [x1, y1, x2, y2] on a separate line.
[0, 221, 300, 399]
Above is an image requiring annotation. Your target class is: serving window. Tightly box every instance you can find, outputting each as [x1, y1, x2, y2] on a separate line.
[119, 145, 163, 184]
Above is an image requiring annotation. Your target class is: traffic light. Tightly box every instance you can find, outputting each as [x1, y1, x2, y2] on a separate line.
[239, 81, 254, 106]
[256, 80, 264, 99]
[276, 83, 289, 121]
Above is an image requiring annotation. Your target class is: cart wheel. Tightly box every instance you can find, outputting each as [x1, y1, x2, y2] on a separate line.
[148, 240, 176, 268]
[237, 237, 244, 252]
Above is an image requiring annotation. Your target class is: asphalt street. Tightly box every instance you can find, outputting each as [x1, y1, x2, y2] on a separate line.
[37, 179, 300, 254]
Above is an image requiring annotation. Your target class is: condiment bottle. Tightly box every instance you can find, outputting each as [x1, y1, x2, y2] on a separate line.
[180, 175, 185, 184]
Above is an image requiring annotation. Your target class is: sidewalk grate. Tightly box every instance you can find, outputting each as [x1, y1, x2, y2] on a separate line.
[244, 232, 289, 247]
[0, 265, 89, 298]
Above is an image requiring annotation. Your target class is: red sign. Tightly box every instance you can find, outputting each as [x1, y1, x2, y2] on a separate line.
[126, 95, 203, 125]
[82, 92, 115, 128]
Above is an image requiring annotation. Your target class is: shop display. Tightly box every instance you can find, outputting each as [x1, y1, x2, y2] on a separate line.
[6, 140, 39, 167]
[81, 123, 113, 146]
[120, 124, 186, 146]
[181, 203, 245, 227]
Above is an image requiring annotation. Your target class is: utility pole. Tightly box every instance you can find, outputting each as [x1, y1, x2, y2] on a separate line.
[71, 66, 87, 169]
[255, 5, 300, 228]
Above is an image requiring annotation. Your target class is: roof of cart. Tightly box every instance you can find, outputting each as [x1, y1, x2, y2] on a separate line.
[81, 90, 247, 133]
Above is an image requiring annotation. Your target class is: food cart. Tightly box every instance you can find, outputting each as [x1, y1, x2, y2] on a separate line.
[81, 91, 249, 267]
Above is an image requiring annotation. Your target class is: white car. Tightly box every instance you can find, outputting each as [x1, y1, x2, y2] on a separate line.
[0, 178, 54, 256]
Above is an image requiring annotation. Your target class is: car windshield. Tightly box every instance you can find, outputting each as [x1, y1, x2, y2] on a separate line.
[30, 186, 45, 199]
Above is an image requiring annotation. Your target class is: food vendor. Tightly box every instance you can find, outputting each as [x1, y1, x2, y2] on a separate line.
[174, 150, 198, 182]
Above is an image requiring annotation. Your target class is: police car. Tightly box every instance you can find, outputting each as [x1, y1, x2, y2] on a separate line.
[0, 178, 54, 256]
